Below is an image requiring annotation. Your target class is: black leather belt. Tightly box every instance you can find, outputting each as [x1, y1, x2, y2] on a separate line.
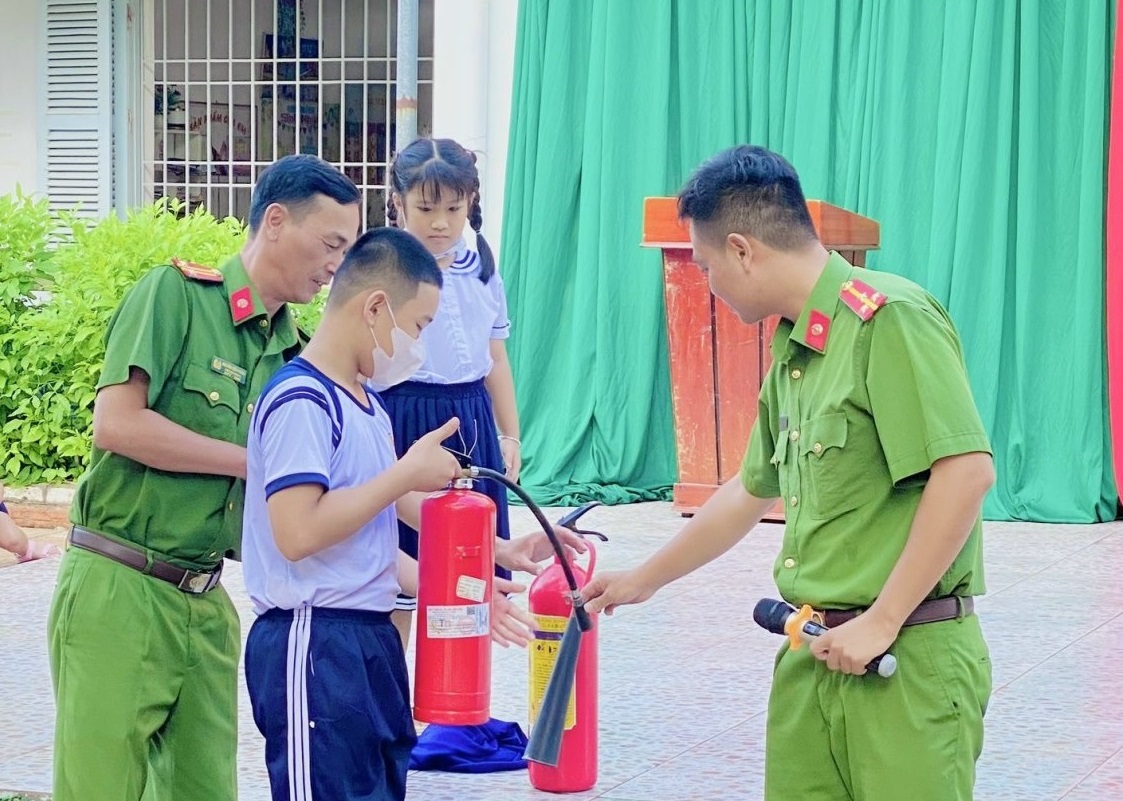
[818, 596, 974, 629]
[69, 525, 223, 594]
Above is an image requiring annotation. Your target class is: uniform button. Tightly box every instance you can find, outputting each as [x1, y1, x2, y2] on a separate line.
[259, 319, 268, 329]
[790, 368, 802, 380]
[208, 551, 218, 558]
[208, 391, 220, 402]
[246, 402, 254, 414]
[783, 557, 796, 569]
[227, 502, 235, 512]
[812, 442, 823, 455]
[789, 496, 799, 507]
[789, 430, 800, 442]
[810, 323, 824, 336]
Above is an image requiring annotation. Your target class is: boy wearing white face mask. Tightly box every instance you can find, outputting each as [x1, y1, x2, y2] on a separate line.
[241, 228, 570, 801]
[369, 300, 427, 388]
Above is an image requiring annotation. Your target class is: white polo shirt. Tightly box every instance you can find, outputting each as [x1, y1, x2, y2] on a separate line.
[410, 241, 512, 385]
[243, 357, 401, 615]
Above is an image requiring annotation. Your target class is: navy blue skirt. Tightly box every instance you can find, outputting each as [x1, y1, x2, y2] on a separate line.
[381, 380, 511, 591]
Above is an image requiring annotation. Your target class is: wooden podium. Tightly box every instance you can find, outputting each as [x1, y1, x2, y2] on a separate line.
[641, 198, 880, 516]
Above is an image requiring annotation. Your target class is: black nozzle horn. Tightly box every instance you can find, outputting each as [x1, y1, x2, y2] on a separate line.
[753, 598, 796, 636]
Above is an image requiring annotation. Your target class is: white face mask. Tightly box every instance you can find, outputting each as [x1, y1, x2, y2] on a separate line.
[368, 303, 426, 391]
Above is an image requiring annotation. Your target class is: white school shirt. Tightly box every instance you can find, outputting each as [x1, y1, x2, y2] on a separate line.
[242, 358, 401, 615]
[409, 241, 511, 385]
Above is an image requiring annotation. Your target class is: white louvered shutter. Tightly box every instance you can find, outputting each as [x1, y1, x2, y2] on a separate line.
[41, 0, 114, 218]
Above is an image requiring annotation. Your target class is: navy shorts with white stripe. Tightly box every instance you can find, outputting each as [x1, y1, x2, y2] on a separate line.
[245, 606, 417, 801]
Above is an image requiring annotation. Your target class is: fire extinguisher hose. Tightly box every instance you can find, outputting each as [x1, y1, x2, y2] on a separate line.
[463, 466, 594, 633]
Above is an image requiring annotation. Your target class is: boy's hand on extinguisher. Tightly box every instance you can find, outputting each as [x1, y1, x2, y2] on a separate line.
[400, 418, 462, 491]
[491, 577, 534, 648]
[580, 568, 657, 616]
[496, 526, 588, 575]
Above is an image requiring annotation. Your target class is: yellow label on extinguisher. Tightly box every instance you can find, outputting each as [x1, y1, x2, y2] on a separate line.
[529, 614, 577, 730]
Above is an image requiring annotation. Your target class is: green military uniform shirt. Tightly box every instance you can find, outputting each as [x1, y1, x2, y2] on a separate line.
[70, 255, 306, 569]
[741, 252, 991, 609]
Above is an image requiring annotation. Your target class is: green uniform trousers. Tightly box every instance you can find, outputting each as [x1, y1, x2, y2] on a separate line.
[765, 614, 991, 801]
[48, 547, 240, 801]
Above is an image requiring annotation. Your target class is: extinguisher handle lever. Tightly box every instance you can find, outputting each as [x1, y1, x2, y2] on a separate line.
[556, 503, 608, 543]
[555, 502, 602, 530]
[443, 446, 474, 470]
[570, 528, 608, 542]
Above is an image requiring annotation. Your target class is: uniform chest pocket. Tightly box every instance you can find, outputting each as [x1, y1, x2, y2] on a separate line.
[179, 362, 241, 440]
[799, 412, 871, 518]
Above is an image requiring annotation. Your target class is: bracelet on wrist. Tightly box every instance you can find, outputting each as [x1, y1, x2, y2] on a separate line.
[498, 435, 521, 447]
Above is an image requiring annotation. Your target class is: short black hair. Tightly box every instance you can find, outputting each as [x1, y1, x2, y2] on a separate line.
[327, 227, 443, 308]
[677, 145, 818, 250]
[248, 154, 361, 232]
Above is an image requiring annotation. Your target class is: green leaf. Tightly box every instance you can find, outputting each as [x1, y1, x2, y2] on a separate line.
[0, 193, 246, 485]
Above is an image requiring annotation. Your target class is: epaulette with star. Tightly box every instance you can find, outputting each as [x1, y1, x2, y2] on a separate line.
[839, 279, 887, 321]
[171, 257, 223, 283]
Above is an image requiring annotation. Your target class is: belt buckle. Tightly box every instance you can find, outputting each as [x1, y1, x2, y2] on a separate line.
[178, 564, 222, 594]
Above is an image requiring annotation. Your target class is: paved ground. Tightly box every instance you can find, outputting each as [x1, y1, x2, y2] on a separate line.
[2, 503, 1123, 800]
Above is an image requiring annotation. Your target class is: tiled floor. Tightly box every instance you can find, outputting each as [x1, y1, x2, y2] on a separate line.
[2, 503, 1122, 800]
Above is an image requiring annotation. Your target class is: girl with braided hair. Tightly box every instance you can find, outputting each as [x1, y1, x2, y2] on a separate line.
[381, 138, 522, 650]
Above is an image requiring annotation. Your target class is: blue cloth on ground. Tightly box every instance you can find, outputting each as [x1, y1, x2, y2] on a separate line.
[409, 719, 528, 773]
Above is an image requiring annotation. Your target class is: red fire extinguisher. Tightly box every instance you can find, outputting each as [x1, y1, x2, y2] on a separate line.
[413, 477, 496, 725]
[528, 541, 598, 792]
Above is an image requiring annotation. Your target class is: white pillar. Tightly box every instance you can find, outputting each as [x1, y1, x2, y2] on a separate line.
[483, 0, 518, 259]
[0, 5, 41, 195]
[396, 0, 419, 147]
[432, 0, 518, 262]
[432, 0, 488, 157]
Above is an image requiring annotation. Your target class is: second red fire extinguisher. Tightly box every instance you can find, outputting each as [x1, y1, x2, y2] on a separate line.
[528, 541, 598, 792]
[413, 477, 496, 725]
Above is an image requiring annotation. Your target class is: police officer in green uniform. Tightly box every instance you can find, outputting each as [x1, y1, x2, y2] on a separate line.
[583, 145, 994, 801]
[48, 155, 362, 801]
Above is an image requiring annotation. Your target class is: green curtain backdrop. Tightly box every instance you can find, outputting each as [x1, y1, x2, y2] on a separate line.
[502, 0, 1117, 522]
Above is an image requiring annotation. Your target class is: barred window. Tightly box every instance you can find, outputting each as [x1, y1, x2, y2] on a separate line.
[147, 0, 433, 227]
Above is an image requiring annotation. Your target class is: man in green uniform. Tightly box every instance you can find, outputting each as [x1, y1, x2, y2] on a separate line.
[582, 145, 994, 801]
[49, 155, 362, 801]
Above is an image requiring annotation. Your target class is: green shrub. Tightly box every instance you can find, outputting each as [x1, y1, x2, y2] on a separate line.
[0, 190, 57, 482]
[1, 201, 247, 484]
[0, 196, 337, 486]
[0, 188, 54, 303]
